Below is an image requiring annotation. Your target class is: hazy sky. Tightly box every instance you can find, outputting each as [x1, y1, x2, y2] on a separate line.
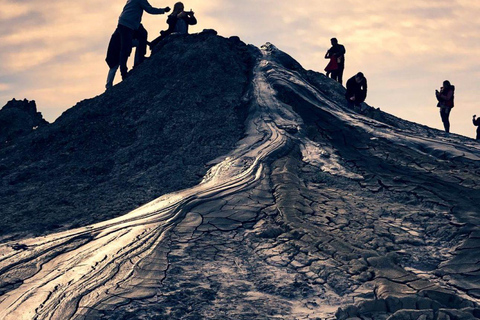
[1, 0, 480, 138]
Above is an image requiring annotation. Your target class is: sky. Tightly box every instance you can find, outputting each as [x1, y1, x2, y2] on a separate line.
[1, 0, 480, 138]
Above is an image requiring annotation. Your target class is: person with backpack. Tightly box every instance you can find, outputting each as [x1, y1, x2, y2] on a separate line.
[149, 2, 197, 49]
[473, 115, 480, 140]
[115, 0, 170, 80]
[435, 80, 455, 134]
[325, 38, 346, 84]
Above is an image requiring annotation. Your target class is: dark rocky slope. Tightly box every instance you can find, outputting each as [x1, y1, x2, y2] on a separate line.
[0, 99, 48, 144]
[0, 31, 256, 239]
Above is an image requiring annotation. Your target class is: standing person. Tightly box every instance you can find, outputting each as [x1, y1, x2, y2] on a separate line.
[435, 80, 455, 134]
[345, 72, 367, 108]
[325, 38, 346, 84]
[105, 24, 149, 89]
[116, 0, 170, 80]
[473, 115, 480, 140]
[149, 2, 197, 49]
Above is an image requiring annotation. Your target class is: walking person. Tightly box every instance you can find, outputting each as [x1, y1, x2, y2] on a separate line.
[325, 38, 346, 84]
[435, 80, 455, 134]
[116, 0, 170, 80]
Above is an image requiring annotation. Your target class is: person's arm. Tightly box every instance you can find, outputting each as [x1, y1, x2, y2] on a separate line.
[140, 0, 168, 14]
[473, 116, 480, 126]
[360, 79, 368, 101]
[440, 88, 453, 101]
[325, 49, 331, 59]
[186, 13, 197, 25]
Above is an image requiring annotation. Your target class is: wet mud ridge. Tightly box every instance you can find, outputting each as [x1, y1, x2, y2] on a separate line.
[1, 40, 480, 319]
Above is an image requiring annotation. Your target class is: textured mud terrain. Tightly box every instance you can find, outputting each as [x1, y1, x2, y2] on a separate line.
[0, 31, 252, 238]
[1, 34, 480, 319]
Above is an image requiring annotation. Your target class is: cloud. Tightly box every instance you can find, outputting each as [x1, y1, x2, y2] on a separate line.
[0, 83, 11, 92]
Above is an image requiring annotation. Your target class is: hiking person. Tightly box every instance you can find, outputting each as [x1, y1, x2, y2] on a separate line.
[105, 24, 149, 89]
[435, 80, 455, 134]
[149, 2, 197, 49]
[345, 72, 367, 108]
[473, 115, 480, 140]
[115, 0, 170, 80]
[325, 38, 346, 84]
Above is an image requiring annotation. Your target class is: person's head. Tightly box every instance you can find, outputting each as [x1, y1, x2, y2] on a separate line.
[443, 80, 451, 88]
[172, 2, 184, 14]
[355, 72, 364, 83]
[331, 38, 338, 45]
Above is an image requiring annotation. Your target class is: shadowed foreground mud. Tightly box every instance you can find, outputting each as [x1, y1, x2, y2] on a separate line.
[1, 38, 480, 319]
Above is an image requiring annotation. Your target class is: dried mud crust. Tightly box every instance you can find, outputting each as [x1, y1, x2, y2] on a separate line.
[1, 38, 480, 320]
[0, 32, 256, 240]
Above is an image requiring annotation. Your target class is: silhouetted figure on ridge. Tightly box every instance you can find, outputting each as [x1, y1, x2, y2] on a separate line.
[435, 80, 455, 134]
[473, 115, 480, 140]
[149, 2, 197, 50]
[325, 38, 346, 84]
[345, 72, 367, 109]
[105, 24, 149, 89]
[115, 0, 170, 81]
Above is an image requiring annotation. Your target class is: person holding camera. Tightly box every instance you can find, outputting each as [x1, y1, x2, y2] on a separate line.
[149, 2, 197, 49]
[473, 115, 480, 140]
[435, 80, 455, 134]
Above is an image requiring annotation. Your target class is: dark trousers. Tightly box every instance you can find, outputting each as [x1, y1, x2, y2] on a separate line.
[133, 25, 148, 67]
[332, 64, 344, 85]
[118, 24, 134, 79]
[476, 128, 480, 140]
[440, 108, 451, 133]
[118, 24, 148, 79]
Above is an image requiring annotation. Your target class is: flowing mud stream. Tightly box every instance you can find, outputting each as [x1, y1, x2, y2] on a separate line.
[1, 44, 480, 319]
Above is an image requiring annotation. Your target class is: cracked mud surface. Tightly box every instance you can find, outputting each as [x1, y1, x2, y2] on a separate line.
[1, 41, 480, 319]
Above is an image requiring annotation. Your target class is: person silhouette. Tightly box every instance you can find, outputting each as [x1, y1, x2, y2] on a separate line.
[345, 72, 367, 109]
[325, 38, 346, 84]
[435, 80, 455, 134]
[105, 23, 149, 89]
[149, 2, 197, 49]
[473, 115, 480, 140]
[116, 0, 170, 80]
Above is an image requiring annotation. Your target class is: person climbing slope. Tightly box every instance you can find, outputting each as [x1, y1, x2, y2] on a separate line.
[116, 0, 170, 80]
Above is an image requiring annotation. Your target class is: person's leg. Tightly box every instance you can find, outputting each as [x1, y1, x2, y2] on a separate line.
[476, 127, 480, 140]
[331, 69, 338, 81]
[118, 24, 134, 80]
[440, 108, 451, 133]
[337, 65, 344, 85]
[106, 65, 119, 89]
[134, 25, 148, 67]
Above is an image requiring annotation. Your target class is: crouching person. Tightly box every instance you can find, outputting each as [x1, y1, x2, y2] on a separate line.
[345, 72, 367, 109]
